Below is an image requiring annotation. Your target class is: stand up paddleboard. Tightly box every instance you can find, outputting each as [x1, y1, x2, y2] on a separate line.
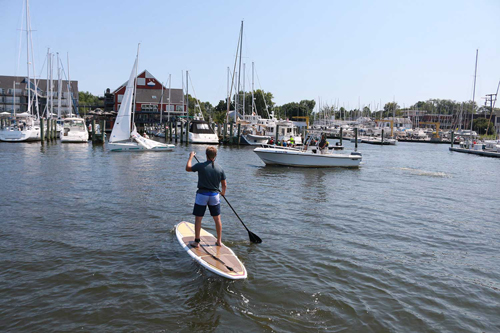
[175, 221, 247, 280]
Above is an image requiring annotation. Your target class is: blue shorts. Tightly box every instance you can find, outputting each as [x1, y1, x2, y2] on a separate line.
[193, 192, 221, 217]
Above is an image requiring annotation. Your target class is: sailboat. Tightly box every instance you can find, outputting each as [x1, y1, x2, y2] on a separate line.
[0, 0, 41, 142]
[108, 46, 175, 152]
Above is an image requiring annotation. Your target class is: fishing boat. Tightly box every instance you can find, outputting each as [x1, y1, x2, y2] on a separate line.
[108, 46, 175, 152]
[254, 133, 362, 168]
[60, 117, 88, 142]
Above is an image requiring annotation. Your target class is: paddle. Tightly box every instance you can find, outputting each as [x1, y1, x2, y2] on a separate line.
[193, 154, 262, 244]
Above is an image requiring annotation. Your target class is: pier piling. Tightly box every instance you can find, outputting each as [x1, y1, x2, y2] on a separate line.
[275, 125, 280, 143]
[185, 121, 189, 143]
[339, 127, 343, 146]
[381, 129, 384, 144]
[237, 123, 241, 145]
[100, 120, 105, 142]
[451, 131, 454, 148]
[354, 128, 358, 151]
[40, 118, 45, 142]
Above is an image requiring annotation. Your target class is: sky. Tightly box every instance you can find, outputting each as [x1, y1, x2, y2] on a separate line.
[1, 0, 499, 111]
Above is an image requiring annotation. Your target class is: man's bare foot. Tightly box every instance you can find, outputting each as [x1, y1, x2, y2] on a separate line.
[190, 239, 200, 248]
[215, 241, 221, 246]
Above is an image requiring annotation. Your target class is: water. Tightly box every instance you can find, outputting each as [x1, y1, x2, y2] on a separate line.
[0, 140, 499, 332]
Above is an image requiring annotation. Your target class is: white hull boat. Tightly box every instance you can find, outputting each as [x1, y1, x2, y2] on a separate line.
[188, 120, 219, 144]
[0, 116, 41, 142]
[241, 133, 271, 145]
[108, 46, 174, 153]
[254, 146, 362, 168]
[0, 126, 40, 142]
[108, 131, 175, 152]
[60, 117, 88, 143]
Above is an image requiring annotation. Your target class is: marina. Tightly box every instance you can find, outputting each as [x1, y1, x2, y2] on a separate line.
[1, 0, 500, 332]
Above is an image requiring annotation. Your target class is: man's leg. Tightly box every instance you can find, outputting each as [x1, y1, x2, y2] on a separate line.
[213, 215, 222, 246]
[195, 215, 203, 241]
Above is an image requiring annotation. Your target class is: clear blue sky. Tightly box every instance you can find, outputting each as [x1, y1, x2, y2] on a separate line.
[1, 0, 499, 111]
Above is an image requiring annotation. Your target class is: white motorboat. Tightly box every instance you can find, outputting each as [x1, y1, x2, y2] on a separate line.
[254, 146, 362, 168]
[254, 133, 361, 168]
[108, 46, 175, 152]
[241, 132, 271, 145]
[0, 114, 41, 142]
[188, 119, 219, 144]
[60, 117, 88, 143]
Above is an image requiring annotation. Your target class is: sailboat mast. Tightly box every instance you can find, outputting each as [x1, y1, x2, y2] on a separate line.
[168, 74, 171, 122]
[57, 53, 62, 119]
[13, 81, 16, 117]
[160, 82, 164, 124]
[181, 70, 185, 117]
[26, 0, 31, 116]
[46, 48, 50, 119]
[242, 63, 245, 117]
[251, 62, 255, 115]
[67, 53, 72, 116]
[236, 20, 243, 122]
[470, 49, 478, 133]
[186, 70, 189, 117]
[132, 44, 140, 133]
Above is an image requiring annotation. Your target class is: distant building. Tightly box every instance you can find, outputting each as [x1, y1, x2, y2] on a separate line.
[0, 75, 78, 116]
[111, 70, 185, 123]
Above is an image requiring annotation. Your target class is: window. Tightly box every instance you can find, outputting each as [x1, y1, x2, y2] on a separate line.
[117, 94, 124, 103]
[152, 96, 157, 99]
[137, 78, 146, 86]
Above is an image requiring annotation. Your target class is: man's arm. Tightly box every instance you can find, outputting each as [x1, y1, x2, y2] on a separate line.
[220, 179, 227, 196]
[185, 151, 196, 172]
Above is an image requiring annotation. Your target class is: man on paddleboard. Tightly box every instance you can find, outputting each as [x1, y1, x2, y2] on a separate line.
[185, 146, 227, 248]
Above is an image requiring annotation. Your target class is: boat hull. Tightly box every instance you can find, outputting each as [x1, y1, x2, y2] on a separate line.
[240, 134, 271, 145]
[0, 127, 41, 142]
[254, 147, 362, 168]
[61, 131, 89, 143]
[188, 133, 219, 144]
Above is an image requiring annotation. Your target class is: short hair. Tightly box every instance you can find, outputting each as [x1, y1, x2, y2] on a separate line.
[206, 146, 217, 160]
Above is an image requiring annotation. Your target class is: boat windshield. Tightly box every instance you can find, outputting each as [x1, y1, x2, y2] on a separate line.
[64, 120, 85, 128]
[190, 122, 214, 134]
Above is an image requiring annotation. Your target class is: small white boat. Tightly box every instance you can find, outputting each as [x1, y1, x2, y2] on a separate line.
[108, 46, 175, 152]
[241, 132, 271, 145]
[60, 117, 88, 143]
[188, 119, 219, 144]
[254, 146, 361, 167]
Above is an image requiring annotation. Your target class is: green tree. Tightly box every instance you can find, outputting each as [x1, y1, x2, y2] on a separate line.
[473, 118, 495, 135]
[78, 91, 103, 115]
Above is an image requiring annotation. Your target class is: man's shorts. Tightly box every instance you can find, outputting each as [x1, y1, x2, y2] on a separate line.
[193, 192, 221, 217]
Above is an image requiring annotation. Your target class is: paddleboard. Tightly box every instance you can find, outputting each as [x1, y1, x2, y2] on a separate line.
[175, 221, 247, 280]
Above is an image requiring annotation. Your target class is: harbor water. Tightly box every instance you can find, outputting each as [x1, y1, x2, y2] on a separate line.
[0, 141, 499, 332]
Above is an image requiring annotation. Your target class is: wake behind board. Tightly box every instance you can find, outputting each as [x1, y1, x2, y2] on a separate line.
[175, 221, 247, 280]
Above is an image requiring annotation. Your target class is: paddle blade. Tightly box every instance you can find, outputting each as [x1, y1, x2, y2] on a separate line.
[248, 231, 262, 244]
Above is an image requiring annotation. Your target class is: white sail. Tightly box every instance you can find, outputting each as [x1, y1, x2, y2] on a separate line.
[109, 57, 138, 143]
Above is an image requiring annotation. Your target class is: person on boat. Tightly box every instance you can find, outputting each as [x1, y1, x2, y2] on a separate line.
[319, 134, 329, 154]
[289, 136, 295, 147]
[185, 147, 227, 248]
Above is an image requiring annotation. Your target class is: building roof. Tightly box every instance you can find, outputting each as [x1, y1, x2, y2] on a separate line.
[135, 88, 184, 104]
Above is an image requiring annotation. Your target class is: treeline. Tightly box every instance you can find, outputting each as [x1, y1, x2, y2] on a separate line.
[77, 90, 498, 124]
